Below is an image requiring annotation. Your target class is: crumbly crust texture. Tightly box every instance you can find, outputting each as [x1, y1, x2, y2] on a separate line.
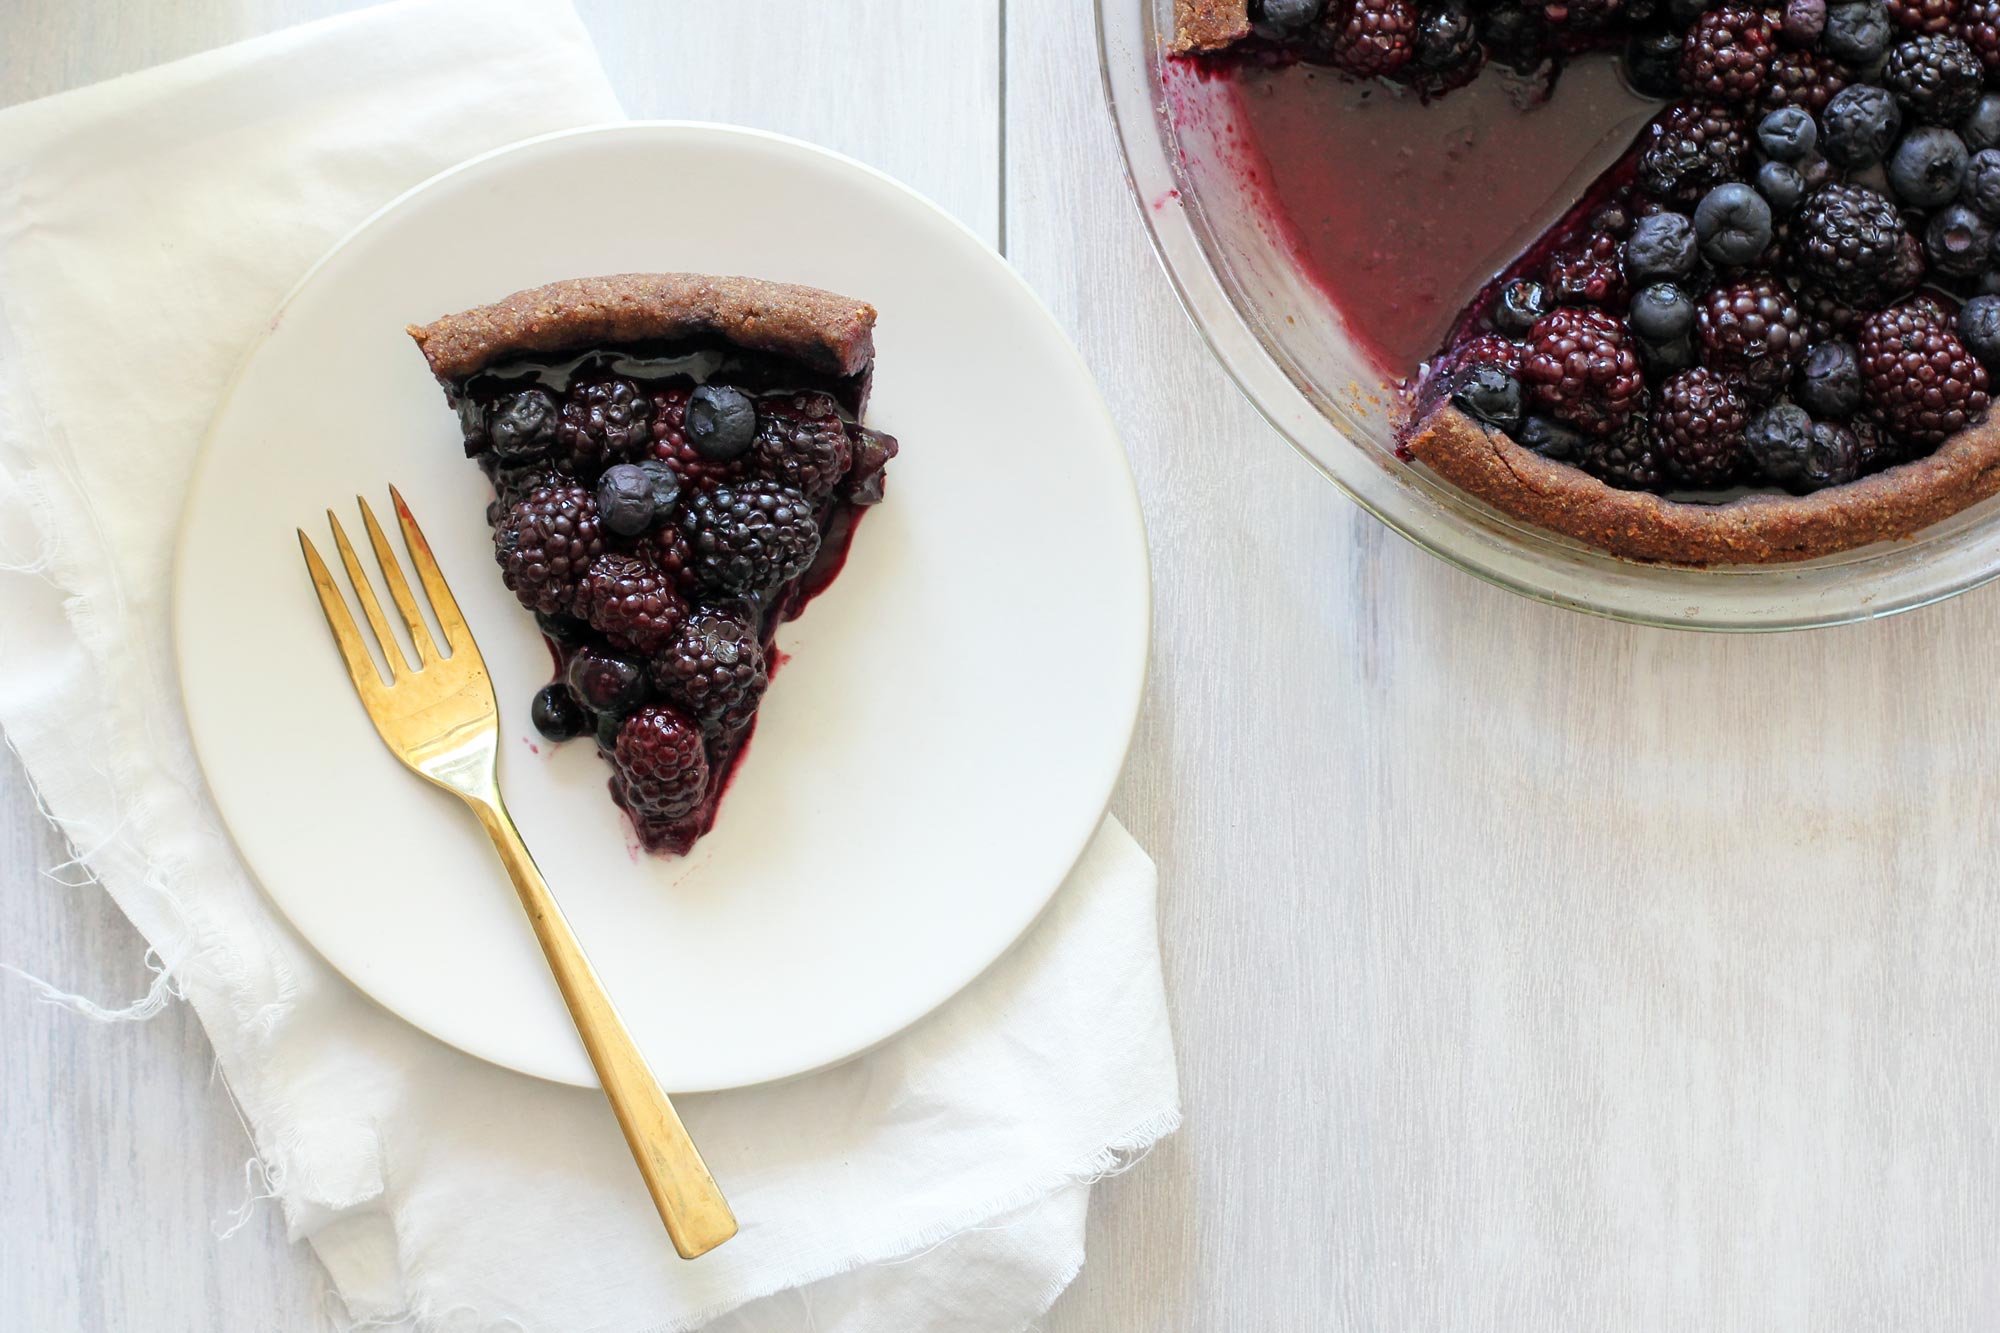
[407, 273, 877, 382]
[1173, 0, 1253, 52]
[1406, 403, 2000, 565]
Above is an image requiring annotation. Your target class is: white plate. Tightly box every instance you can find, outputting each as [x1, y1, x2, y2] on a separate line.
[173, 124, 1149, 1091]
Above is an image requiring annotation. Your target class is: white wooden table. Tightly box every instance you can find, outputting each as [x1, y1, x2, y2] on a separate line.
[11, 2, 2000, 1329]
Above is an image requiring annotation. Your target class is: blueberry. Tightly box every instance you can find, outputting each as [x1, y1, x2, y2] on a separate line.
[1624, 28, 1685, 98]
[1637, 334, 1698, 373]
[1480, 6, 1546, 73]
[485, 388, 558, 462]
[1959, 294, 2000, 367]
[1887, 126, 1969, 207]
[1824, 85, 1902, 170]
[1799, 155, 1836, 191]
[1780, 0, 1826, 46]
[685, 384, 759, 461]
[595, 463, 658, 537]
[567, 647, 646, 716]
[1821, 0, 1892, 65]
[1493, 278, 1554, 336]
[1694, 183, 1775, 266]
[633, 458, 681, 509]
[1979, 269, 2000, 296]
[1252, 0, 1323, 35]
[1795, 341, 1862, 418]
[594, 709, 623, 752]
[1802, 422, 1863, 490]
[1758, 107, 1818, 162]
[1963, 94, 2000, 154]
[1450, 363, 1524, 431]
[1666, 0, 1711, 24]
[1743, 404, 1820, 490]
[1625, 211, 1698, 281]
[1629, 282, 1696, 342]
[530, 684, 589, 742]
[1756, 160, 1808, 216]
[1927, 203, 1993, 277]
[1964, 148, 2000, 218]
[1517, 414, 1585, 460]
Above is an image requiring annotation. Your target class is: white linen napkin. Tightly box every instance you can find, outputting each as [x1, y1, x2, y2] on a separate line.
[0, 2, 1180, 1328]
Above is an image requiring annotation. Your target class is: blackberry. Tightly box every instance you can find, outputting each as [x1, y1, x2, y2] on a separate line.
[748, 392, 854, 504]
[1925, 201, 1993, 274]
[489, 462, 566, 511]
[1653, 367, 1751, 485]
[1679, 8, 1776, 101]
[555, 375, 654, 474]
[1539, 0, 1624, 24]
[1822, 85, 1904, 169]
[1698, 273, 1808, 394]
[493, 480, 605, 616]
[1324, 0, 1419, 76]
[1451, 333, 1527, 372]
[1796, 339, 1866, 415]
[1637, 101, 1750, 204]
[651, 607, 769, 735]
[1792, 182, 1911, 299]
[1881, 34, 1984, 124]
[610, 707, 709, 823]
[484, 388, 558, 463]
[1493, 277, 1556, 334]
[1757, 50, 1850, 114]
[1856, 296, 1992, 442]
[1960, 0, 2000, 73]
[1887, 125, 1970, 205]
[842, 426, 900, 506]
[644, 387, 749, 491]
[679, 481, 823, 596]
[1886, 0, 1960, 31]
[639, 522, 696, 593]
[1578, 410, 1667, 489]
[1451, 363, 1526, 429]
[1521, 306, 1647, 435]
[1823, 0, 1895, 60]
[576, 552, 688, 654]
[1546, 230, 1628, 304]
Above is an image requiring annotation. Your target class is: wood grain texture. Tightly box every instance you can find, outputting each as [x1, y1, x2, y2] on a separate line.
[14, 0, 2000, 1330]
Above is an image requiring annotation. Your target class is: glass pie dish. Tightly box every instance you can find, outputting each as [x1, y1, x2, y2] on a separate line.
[1098, 0, 2000, 629]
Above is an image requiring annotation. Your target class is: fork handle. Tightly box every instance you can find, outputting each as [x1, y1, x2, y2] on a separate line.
[469, 796, 739, 1259]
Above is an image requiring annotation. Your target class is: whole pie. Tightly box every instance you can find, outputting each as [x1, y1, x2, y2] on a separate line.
[1175, 0, 2000, 564]
[409, 274, 897, 853]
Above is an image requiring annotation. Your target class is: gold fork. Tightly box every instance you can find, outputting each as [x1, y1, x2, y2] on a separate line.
[298, 487, 737, 1260]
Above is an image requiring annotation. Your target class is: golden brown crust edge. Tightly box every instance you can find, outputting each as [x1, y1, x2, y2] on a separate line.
[1173, 0, 1253, 53]
[1405, 404, 2000, 566]
[407, 273, 877, 383]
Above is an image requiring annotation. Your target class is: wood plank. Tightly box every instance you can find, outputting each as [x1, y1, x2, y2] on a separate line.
[1012, 3, 2000, 1330]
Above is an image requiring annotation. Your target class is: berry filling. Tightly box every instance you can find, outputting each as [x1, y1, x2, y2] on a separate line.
[1180, 0, 2000, 523]
[451, 341, 898, 853]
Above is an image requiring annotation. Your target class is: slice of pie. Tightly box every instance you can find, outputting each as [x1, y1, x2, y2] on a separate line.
[408, 274, 897, 853]
[1174, 0, 2000, 564]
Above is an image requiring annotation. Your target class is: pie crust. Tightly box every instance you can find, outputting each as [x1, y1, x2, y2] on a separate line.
[1173, 0, 1253, 53]
[1407, 403, 2000, 565]
[407, 272, 877, 383]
